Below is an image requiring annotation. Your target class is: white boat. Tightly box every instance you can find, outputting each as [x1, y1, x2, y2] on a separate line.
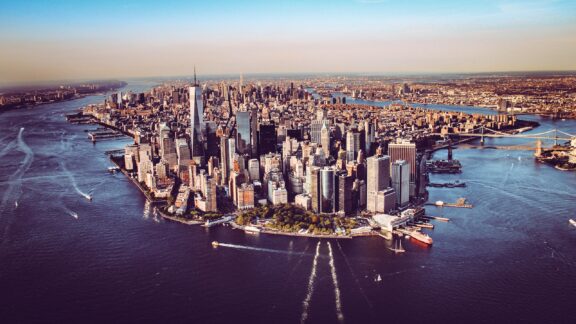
[375, 274, 382, 282]
[244, 225, 261, 234]
[569, 219, 576, 227]
[14, 201, 18, 208]
[86, 195, 92, 201]
[212, 241, 219, 248]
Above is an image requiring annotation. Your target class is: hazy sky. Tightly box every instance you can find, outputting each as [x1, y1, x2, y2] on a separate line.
[1, 0, 575, 83]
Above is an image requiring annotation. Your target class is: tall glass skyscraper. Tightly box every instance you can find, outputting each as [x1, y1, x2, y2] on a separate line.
[392, 160, 410, 207]
[236, 111, 251, 155]
[320, 167, 335, 213]
[190, 71, 204, 160]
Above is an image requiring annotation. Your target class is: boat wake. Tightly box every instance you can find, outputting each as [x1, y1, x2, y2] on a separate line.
[0, 139, 16, 159]
[60, 161, 91, 201]
[327, 242, 344, 323]
[217, 243, 304, 256]
[63, 206, 79, 219]
[301, 241, 321, 324]
[0, 128, 34, 244]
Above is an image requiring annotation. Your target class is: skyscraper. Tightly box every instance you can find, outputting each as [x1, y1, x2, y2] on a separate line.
[320, 167, 335, 214]
[388, 142, 416, 182]
[366, 155, 391, 212]
[364, 120, 375, 154]
[227, 138, 236, 173]
[220, 136, 229, 185]
[251, 106, 258, 157]
[176, 138, 191, 166]
[310, 166, 320, 213]
[236, 111, 251, 155]
[392, 160, 410, 207]
[337, 172, 353, 215]
[320, 121, 330, 158]
[367, 155, 390, 193]
[190, 69, 205, 161]
[346, 130, 361, 162]
[258, 123, 276, 155]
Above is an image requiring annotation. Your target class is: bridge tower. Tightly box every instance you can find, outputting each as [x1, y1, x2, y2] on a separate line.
[480, 126, 485, 145]
[554, 129, 558, 146]
[535, 140, 542, 157]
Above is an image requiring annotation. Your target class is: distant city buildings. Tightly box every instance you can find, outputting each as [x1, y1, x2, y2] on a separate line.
[82, 73, 543, 219]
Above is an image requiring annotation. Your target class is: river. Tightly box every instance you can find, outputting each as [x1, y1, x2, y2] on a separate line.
[1, 82, 575, 323]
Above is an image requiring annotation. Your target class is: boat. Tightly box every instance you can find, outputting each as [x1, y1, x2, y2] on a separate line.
[375, 274, 382, 282]
[244, 225, 261, 234]
[211, 241, 219, 248]
[14, 201, 18, 208]
[388, 239, 406, 253]
[569, 219, 576, 227]
[86, 195, 92, 201]
[410, 231, 433, 245]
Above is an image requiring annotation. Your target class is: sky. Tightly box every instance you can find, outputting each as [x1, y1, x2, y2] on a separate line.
[1, 0, 575, 83]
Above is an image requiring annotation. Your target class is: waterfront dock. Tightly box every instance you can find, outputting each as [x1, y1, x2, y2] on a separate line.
[88, 130, 124, 141]
[422, 215, 451, 222]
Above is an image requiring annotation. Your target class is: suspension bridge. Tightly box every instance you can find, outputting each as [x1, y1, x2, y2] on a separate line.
[433, 126, 575, 151]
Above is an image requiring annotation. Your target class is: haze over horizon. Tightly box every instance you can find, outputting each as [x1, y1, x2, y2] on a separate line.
[1, 0, 576, 84]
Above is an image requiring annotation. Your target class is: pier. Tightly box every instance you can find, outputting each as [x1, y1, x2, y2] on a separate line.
[88, 130, 124, 141]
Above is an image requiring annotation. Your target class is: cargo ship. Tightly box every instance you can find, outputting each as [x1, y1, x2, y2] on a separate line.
[410, 231, 433, 245]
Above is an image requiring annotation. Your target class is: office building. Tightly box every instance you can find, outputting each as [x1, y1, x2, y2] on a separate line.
[236, 110, 251, 155]
[190, 72, 205, 161]
[392, 160, 410, 207]
[320, 121, 330, 157]
[258, 123, 276, 155]
[320, 167, 336, 213]
[388, 142, 416, 182]
[337, 173, 354, 215]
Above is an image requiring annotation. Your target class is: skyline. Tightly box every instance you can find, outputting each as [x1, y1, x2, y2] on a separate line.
[1, 0, 576, 83]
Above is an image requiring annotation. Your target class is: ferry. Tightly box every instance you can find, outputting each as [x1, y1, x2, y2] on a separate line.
[244, 226, 261, 234]
[410, 231, 433, 245]
[569, 219, 576, 227]
[211, 241, 219, 248]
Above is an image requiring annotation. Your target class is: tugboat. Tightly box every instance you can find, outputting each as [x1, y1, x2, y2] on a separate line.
[211, 241, 219, 248]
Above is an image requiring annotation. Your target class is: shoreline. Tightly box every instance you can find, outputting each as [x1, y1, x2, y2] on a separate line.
[1, 83, 127, 115]
[229, 221, 357, 240]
